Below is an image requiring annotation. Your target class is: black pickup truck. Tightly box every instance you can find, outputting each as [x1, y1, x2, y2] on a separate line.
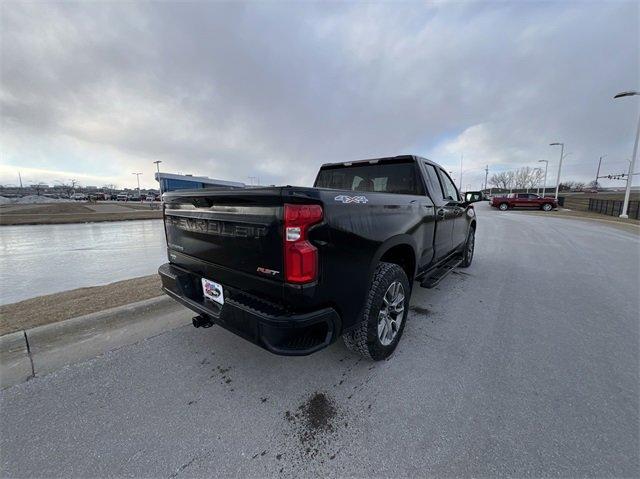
[159, 155, 481, 360]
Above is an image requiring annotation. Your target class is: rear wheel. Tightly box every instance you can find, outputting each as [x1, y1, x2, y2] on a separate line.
[460, 227, 475, 268]
[343, 262, 410, 360]
[541, 203, 553, 211]
[498, 203, 509, 211]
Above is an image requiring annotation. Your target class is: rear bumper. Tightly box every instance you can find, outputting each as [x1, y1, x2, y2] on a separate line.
[158, 263, 341, 356]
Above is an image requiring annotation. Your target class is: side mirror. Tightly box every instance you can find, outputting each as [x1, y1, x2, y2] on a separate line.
[464, 191, 483, 204]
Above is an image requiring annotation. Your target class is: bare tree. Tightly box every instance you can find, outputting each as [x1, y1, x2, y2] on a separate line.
[504, 171, 515, 191]
[489, 172, 511, 189]
[56, 179, 79, 198]
[529, 168, 544, 191]
[514, 167, 533, 189]
[491, 167, 547, 192]
[32, 182, 47, 196]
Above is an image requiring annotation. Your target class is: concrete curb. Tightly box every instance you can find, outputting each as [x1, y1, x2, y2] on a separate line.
[0, 331, 33, 389]
[0, 296, 191, 389]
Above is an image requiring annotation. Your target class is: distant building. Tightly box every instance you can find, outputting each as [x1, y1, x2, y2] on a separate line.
[155, 172, 245, 192]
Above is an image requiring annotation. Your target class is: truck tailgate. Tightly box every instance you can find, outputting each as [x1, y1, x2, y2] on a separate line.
[163, 188, 285, 295]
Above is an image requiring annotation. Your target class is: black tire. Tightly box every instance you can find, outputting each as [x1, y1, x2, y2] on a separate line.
[541, 203, 553, 211]
[343, 262, 410, 361]
[459, 226, 475, 268]
[498, 203, 509, 211]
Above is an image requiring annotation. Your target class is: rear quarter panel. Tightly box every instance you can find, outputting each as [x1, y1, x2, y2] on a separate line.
[301, 188, 434, 330]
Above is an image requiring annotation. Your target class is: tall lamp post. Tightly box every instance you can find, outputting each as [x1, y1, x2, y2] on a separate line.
[614, 91, 639, 218]
[132, 172, 142, 198]
[153, 160, 163, 195]
[549, 142, 565, 200]
[595, 155, 606, 191]
[538, 159, 549, 197]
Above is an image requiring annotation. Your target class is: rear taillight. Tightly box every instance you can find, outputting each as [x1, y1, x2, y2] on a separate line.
[283, 204, 323, 284]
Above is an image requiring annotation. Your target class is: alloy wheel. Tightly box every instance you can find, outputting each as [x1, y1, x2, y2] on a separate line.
[378, 281, 405, 346]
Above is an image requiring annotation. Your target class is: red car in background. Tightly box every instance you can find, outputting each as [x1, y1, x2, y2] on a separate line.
[490, 193, 558, 211]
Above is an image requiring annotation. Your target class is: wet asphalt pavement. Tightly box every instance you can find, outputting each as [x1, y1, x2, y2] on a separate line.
[1, 203, 638, 477]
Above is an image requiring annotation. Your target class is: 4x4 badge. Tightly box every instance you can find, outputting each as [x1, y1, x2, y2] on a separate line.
[334, 195, 368, 204]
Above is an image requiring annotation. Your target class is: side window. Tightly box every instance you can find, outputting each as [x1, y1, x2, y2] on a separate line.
[422, 163, 444, 200]
[438, 169, 460, 201]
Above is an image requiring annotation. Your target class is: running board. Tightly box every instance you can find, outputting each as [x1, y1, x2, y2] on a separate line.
[419, 257, 463, 289]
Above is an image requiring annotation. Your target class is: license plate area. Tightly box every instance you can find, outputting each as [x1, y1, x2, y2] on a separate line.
[201, 278, 224, 306]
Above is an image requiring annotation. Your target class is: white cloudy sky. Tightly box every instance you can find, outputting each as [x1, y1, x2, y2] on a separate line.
[1, 1, 638, 190]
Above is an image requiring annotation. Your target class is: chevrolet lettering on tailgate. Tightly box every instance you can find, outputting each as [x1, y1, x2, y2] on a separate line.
[166, 216, 267, 238]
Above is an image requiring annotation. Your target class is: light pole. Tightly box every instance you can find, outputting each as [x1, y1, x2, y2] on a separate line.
[614, 91, 639, 218]
[538, 160, 549, 197]
[595, 155, 606, 191]
[153, 160, 163, 195]
[549, 142, 565, 200]
[132, 172, 142, 198]
[484, 165, 489, 192]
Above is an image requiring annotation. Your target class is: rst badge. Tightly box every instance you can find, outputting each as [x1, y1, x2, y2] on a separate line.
[334, 195, 369, 204]
[257, 267, 279, 276]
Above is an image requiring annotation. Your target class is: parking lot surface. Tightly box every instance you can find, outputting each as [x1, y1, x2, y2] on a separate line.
[1, 203, 638, 478]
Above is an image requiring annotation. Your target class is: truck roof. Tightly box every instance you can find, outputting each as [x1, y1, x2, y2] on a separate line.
[319, 154, 429, 169]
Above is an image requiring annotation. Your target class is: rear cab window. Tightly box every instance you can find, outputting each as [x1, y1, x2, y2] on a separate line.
[314, 158, 424, 195]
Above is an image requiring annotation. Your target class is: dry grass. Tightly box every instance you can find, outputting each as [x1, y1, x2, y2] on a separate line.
[0, 275, 163, 336]
[27, 203, 94, 214]
[0, 209, 162, 225]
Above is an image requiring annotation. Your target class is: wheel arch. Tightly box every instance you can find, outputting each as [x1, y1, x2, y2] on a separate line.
[372, 235, 417, 283]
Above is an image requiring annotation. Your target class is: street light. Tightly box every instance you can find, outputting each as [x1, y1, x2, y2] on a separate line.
[549, 142, 565, 200]
[153, 160, 163, 196]
[132, 172, 142, 198]
[538, 160, 549, 197]
[613, 90, 639, 218]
